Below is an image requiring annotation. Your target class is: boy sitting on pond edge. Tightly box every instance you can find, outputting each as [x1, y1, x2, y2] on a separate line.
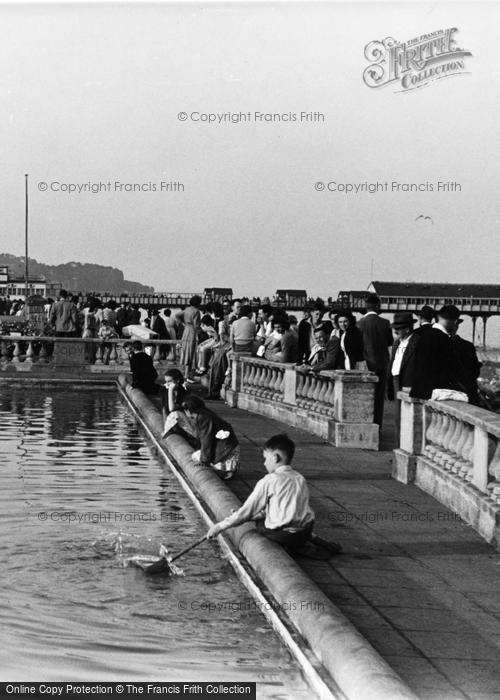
[207, 433, 342, 556]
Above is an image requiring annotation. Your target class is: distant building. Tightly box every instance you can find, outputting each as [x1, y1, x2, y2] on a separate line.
[368, 281, 500, 310]
[0, 265, 62, 300]
[335, 282, 500, 331]
[204, 287, 233, 301]
[275, 289, 307, 307]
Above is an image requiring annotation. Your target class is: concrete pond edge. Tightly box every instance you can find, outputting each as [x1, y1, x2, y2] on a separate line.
[117, 375, 417, 700]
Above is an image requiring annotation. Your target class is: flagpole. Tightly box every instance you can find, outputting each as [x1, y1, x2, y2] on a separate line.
[25, 173, 29, 299]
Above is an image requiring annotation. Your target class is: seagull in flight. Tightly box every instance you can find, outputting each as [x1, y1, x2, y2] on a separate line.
[415, 214, 434, 224]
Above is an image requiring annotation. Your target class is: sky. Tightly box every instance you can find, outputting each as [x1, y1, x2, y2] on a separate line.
[0, 1, 497, 298]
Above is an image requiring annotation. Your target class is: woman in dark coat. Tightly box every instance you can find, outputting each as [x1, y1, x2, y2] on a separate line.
[181, 395, 240, 480]
[337, 312, 364, 369]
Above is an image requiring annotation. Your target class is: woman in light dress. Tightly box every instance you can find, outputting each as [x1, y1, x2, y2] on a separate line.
[179, 295, 202, 382]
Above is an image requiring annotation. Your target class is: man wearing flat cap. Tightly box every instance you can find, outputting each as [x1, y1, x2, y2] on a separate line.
[410, 305, 462, 400]
[388, 312, 420, 442]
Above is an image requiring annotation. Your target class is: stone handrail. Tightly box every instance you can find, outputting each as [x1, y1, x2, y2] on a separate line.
[226, 355, 379, 449]
[395, 392, 500, 545]
[0, 334, 181, 368]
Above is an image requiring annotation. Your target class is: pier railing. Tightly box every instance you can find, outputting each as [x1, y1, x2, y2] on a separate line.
[0, 334, 181, 372]
[225, 355, 379, 449]
[394, 392, 500, 546]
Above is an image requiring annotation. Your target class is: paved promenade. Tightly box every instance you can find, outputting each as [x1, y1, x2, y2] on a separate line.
[208, 398, 500, 700]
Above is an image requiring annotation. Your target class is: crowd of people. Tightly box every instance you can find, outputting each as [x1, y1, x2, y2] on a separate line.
[123, 293, 484, 557]
[6, 290, 484, 440]
[165, 295, 384, 401]
[155, 292, 482, 440]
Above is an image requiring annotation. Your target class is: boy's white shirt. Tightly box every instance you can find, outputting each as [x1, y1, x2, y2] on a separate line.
[219, 464, 314, 532]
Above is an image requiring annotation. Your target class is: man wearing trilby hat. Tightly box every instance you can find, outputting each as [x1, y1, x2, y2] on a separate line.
[387, 311, 420, 442]
[410, 305, 463, 400]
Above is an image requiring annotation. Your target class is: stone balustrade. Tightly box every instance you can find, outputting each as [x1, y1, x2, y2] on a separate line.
[0, 334, 180, 376]
[225, 355, 379, 449]
[394, 392, 500, 547]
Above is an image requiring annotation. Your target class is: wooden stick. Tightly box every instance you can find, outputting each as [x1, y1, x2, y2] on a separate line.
[169, 535, 208, 563]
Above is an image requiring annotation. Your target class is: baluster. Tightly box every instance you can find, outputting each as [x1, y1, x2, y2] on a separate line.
[323, 378, 335, 416]
[241, 361, 250, 389]
[295, 372, 305, 403]
[305, 374, 317, 406]
[317, 377, 329, 413]
[263, 366, 272, 397]
[442, 417, 458, 470]
[246, 363, 256, 393]
[275, 369, 285, 401]
[255, 364, 265, 396]
[245, 361, 254, 390]
[242, 362, 251, 391]
[12, 340, 21, 363]
[251, 363, 260, 394]
[271, 368, 281, 398]
[39, 343, 48, 363]
[434, 413, 450, 465]
[254, 365, 264, 396]
[424, 410, 439, 458]
[265, 367, 275, 398]
[298, 374, 311, 407]
[262, 367, 272, 398]
[458, 425, 475, 480]
[25, 340, 35, 363]
[109, 342, 118, 365]
[450, 421, 469, 473]
[311, 374, 322, 405]
[94, 344, 103, 365]
[442, 414, 457, 466]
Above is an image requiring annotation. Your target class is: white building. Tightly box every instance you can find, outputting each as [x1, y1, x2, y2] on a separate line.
[0, 265, 62, 300]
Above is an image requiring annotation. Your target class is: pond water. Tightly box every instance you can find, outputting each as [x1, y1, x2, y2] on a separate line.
[0, 387, 311, 698]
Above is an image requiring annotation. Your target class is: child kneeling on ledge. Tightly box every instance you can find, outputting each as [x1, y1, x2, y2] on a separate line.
[206, 433, 342, 554]
[181, 395, 240, 480]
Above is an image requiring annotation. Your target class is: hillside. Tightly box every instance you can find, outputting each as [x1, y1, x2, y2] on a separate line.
[0, 254, 154, 294]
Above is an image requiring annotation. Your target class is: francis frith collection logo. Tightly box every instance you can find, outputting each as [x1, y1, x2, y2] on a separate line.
[363, 28, 472, 91]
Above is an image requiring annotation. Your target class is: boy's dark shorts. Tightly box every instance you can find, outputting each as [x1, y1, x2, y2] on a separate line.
[256, 520, 313, 550]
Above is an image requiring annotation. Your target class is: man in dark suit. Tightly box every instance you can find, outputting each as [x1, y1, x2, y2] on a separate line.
[357, 294, 393, 427]
[414, 305, 435, 337]
[297, 306, 312, 364]
[410, 305, 461, 400]
[450, 320, 482, 405]
[387, 312, 420, 442]
[128, 340, 159, 394]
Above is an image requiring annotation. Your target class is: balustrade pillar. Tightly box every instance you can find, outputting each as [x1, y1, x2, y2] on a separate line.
[472, 426, 489, 493]
[109, 343, 119, 366]
[25, 341, 35, 363]
[399, 395, 425, 456]
[94, 345, 103, 365]
[283, 367, 297, 404]
[12, 341, 21, 363]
